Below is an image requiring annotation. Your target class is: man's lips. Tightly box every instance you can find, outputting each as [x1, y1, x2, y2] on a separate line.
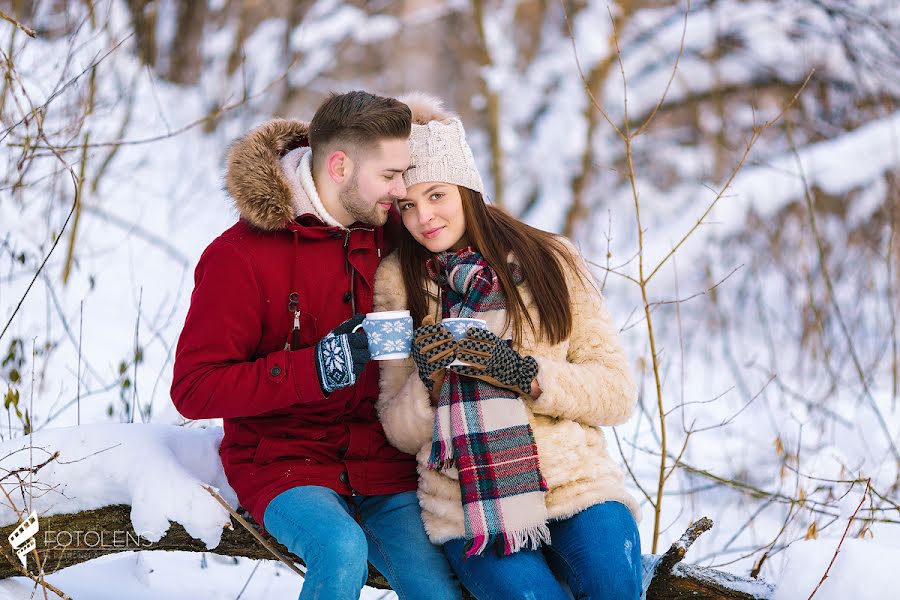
[377, 201, 393, 209]
[422, 226, 444, 239]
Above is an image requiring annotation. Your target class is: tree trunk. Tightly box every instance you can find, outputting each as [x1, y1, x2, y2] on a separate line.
[0, 506, 774, 599]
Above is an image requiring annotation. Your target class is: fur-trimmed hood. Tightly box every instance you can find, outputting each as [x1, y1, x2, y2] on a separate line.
[224, 119, 342, 231]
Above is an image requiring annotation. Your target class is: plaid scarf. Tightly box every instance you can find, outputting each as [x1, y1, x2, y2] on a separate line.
[426, 248, 550, 557]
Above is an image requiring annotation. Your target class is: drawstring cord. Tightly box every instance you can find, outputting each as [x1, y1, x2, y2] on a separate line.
[285, 230, 301, 351]
[285, 225, 379, 349]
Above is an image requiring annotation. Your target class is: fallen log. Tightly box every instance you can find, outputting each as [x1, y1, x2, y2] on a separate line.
[0, 506, 774, 599]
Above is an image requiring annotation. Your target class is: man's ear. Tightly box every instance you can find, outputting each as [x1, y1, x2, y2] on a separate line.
[326, 150, 354, 184]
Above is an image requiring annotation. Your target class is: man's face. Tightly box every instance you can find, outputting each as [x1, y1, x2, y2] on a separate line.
[339, 138, 410, 227]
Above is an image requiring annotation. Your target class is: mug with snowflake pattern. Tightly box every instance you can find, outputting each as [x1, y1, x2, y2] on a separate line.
[352, 310, 414, 360]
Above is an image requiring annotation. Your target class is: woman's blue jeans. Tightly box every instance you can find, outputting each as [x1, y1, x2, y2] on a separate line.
[264, 485, 460, 600]
[443, 501, 641, 600]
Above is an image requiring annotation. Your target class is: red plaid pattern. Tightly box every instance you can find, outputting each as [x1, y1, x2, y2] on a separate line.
[426, 248, 550, 557]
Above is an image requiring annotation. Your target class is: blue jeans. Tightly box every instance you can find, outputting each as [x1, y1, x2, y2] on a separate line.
[264, 486, 460, 600]
[443, 501, 641, 600]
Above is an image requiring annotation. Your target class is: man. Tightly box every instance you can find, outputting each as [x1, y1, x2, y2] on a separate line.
[171, 91, 459, 599]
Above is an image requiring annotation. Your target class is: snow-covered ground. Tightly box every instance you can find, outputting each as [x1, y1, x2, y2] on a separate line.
[0, 424, 895, 599]
[0, 552, 304, 600]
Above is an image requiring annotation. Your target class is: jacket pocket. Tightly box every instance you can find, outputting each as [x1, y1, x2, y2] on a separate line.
[252, 431, 327, 465]
[295, 312, 319, 348]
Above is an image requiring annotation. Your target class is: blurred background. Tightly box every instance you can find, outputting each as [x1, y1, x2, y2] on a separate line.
[0, 0, 898, 595]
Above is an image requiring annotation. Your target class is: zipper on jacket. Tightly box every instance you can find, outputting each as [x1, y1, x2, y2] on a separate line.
[285, 292, 301, 351]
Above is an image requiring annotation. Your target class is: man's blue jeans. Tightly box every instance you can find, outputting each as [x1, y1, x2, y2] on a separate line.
[264, 486, 460, 600]
[443, 501, 641, 600]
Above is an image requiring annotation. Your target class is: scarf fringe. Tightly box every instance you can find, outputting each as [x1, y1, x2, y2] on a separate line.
[463, 524, 553, 558]
[427, 440, 455, 471]
[504, 523, 552, 554]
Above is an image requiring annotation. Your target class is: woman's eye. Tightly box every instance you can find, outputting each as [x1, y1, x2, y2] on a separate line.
[430, 193, 444, 201]
[398, 202, 413, 211]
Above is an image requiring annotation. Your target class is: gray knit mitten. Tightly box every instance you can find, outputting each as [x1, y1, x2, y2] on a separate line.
[450, 327, 538, 397]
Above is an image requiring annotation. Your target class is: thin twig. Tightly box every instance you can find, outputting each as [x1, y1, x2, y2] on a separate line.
[130, 288, 142, 423]
[645, 71, 815, 285]
[787, 115, 900, 464]
[203, 486, 306, 577]
[0, 10, 36, 38]
[807, 479, 870, 600]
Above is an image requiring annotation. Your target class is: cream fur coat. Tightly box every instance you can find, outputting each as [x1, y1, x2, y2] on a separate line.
[374, 243, 642, 543]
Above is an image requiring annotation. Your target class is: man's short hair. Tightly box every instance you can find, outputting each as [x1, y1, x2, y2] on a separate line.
[309, 91, 412, 163]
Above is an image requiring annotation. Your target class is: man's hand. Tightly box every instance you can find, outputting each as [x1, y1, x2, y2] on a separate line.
[314, 314, 370, 394]
[449, 327, 538, 397]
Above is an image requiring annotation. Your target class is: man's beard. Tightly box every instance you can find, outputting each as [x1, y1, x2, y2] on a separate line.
[339, 173, 390, 227]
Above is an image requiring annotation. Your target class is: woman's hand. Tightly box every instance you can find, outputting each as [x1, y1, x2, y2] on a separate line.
[411, 320, 457, 394]
[449, 327, 538, 397]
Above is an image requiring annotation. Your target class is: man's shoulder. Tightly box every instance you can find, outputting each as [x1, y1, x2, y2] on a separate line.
[197, 220, 262, 266]
[206, 219, 281, 253]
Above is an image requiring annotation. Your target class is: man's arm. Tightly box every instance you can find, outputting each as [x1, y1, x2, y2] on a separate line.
[170, 240, 325, 420]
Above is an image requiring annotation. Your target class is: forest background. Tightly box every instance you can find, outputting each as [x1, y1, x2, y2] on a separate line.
[0, 0, 898, 598]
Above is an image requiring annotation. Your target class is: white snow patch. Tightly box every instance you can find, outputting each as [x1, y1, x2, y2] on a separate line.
[0, 424, 235, 549]
[773, 537, 898, 600]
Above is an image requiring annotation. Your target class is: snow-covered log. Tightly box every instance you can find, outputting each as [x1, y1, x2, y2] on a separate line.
[0, 504, 774, 599]
[0, 424, 773, 598]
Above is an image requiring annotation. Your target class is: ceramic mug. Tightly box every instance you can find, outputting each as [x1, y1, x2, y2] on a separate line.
[441, 317, 488, 366]
[352, 310, 414, 360]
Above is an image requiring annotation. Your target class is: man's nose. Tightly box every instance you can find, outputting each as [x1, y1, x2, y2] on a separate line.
[391, 179, 407, 200]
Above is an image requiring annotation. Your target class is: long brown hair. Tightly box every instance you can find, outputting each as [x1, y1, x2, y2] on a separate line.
[398, 187, 585, 345]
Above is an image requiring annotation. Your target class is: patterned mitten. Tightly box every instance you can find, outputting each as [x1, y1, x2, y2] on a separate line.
[411, 322, 457, 392]
[450, 327, 538, 397]
[315, 314, 370, 394]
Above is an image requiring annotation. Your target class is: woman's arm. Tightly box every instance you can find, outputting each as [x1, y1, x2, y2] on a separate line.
[372, 253, 436, 455]
[527, 245, 638, 426]
[376, 359, 435, 455]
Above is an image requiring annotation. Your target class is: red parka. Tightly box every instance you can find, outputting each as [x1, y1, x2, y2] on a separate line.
[171, 119, 417, 527]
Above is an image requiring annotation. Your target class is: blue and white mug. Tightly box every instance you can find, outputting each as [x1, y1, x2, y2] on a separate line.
[353, 310, 414, 360]
[441, 317, 488, 366]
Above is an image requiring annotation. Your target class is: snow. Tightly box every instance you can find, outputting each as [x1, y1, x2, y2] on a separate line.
[0, 425, 402, 598]
[1, 0, 899, 598]
[0, 424, 235, 549]
[0, 551, 302, 600]
[772, 538, 900, 600]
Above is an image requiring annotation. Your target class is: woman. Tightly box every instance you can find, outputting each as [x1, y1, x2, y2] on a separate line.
[374, 94, 643, 599]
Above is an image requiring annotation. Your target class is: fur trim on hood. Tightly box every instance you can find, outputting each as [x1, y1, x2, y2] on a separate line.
[224, 118, 314, 231]
[398, 92, 455, 125]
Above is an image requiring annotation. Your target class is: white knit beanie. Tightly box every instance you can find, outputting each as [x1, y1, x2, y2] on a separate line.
[399, 93, 486, 195]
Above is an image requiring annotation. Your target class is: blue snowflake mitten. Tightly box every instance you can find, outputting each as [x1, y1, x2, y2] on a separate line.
[315, 314, 370, 394]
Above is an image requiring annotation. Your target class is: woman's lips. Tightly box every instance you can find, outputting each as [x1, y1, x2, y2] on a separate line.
[422, 226, 444, 239]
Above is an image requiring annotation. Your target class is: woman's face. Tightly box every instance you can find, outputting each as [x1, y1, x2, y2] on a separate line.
[397, 182, 468, 253]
